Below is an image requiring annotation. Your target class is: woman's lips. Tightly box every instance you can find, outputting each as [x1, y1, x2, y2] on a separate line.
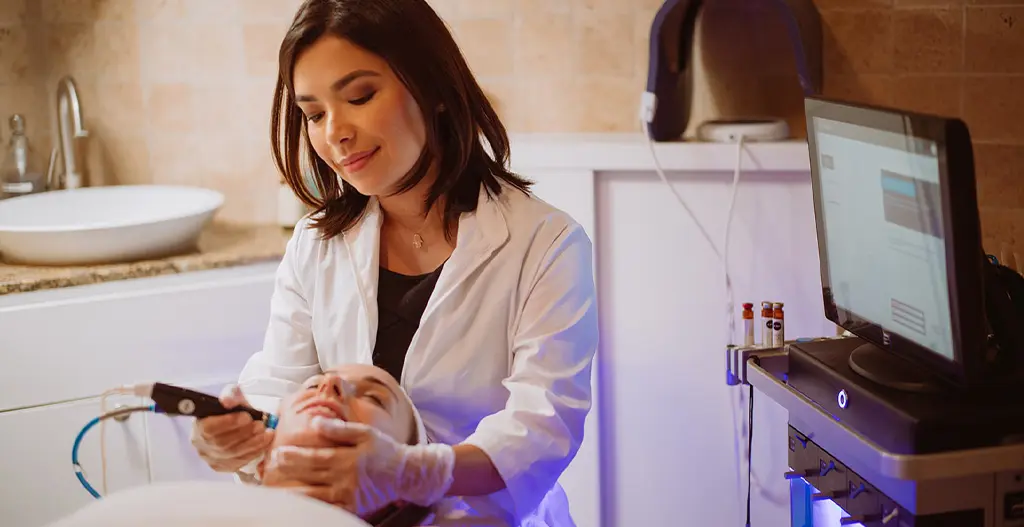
[298, 399, 346, 420]
[340, 147, 380, 173]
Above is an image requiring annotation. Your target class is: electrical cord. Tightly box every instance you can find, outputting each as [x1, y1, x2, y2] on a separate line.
[639, 94, 789, 522]
[72, 382, 279, 500]
[746, 384, 754, 527]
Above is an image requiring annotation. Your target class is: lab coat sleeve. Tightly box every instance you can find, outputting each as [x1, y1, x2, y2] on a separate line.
[462, 222, 599, 519]
[236, 217, 322, 415]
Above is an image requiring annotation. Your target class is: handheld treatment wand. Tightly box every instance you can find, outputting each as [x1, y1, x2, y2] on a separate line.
[72, 382, 278, 499]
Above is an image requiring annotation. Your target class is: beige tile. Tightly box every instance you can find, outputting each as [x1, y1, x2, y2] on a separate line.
[515, 0, 572, 14]
[41, 23, 92, 82]
[145, 83, 193, 133]
[636, 0, 667, 9]
[571, 76, 643, 133]
[514, 11, 575, 77]
[821, 9, 894, 75]
[965, 7, 1024, 73]
[242, 23, 288, 78]
[188, 81, 253, 137]
[139, 22, 245, 82]
[895, 0, 966, 5]
[475, 77, 520, 130]
[0, 0, 29, 24]
[135, 0, 240, 22]
[458, 0, 514, 19]
[77, 81, 146, 135]
[969, 0, 1024, 5]
[0, 25, 35, 83]
[979, 207, 1024, 256]
[244, 75, 280, 134]
[962, 77, 1024, 142]
[572, 0, 634, 14]
[575, 9, 633, 78]
[88, 22, 142, 82]
[815, 0, 893, 7]
[454, 18, 514, 77]
[822, 74, 893, 106]
[426, 0, 460, 22]
[87, 132, 151, 185]
[889, 76, 962, 117]
[41, 0, 135, 22]
[892, 8, 963, 73]
[238, 0, 305, 23]
[44, 22, 140, 84]
[515, 77, 579, 133]
[974, 143, 1024, 209]
[634, 7, 658, 78]
[146, 132, 203, 186]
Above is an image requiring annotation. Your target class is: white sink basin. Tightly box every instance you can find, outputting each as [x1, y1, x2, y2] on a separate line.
[0, 185, 224, 266]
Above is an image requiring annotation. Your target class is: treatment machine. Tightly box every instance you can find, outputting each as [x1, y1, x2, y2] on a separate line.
[727, 96, 1024, 527]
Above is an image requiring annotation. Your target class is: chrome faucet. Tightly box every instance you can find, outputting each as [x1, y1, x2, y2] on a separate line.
[46, 76, 90, 190]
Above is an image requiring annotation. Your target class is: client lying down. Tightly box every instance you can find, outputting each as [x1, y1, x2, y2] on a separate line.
[48, 365, 458, 527]
[256, 363, 436, 525]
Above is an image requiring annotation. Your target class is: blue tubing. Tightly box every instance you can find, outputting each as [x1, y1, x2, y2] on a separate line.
[72, 405, 157, 499]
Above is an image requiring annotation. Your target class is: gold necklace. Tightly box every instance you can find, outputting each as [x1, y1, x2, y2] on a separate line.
[411, 211, 432, 249]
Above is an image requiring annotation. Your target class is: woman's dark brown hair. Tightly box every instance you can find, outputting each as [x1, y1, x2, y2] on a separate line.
[271, 0, 532, 241]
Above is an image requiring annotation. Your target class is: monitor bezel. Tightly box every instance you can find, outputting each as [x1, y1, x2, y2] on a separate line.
[805, 96, 987, 386]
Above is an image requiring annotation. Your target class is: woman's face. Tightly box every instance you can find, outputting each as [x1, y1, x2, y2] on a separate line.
[270, 363, 415, 452]
[292, 35, 427, 197]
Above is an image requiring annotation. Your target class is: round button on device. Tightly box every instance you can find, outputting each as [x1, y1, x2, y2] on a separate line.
[837, 389, 849, 409]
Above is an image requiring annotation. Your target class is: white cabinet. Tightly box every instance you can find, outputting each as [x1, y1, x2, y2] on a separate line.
[144, 379, 238, 484]
[0, 395, 150, 527]
[0, 262, 279, 526]
[522, 168, 602, 527]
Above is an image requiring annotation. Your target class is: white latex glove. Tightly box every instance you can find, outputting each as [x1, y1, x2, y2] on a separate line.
[262, 416, 455, 518]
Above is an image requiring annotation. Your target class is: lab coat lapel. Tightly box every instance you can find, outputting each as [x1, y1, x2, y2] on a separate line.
[424, 188, 509, 322]
[405, 189, 510, 379]
[341, 198, 383, 365]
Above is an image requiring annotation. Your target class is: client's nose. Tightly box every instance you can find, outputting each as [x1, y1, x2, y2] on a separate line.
[318, 374, 353, 400]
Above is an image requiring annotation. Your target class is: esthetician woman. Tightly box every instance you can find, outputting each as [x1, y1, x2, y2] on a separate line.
[188, 0, 599, 525]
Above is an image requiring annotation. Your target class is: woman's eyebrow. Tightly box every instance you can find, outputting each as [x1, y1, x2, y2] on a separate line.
[294, 69, 381, 102]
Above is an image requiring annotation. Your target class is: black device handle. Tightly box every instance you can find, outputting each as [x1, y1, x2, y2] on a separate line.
[151, 382, 265, 422]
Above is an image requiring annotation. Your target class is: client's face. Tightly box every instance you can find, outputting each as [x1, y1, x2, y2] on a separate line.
[274, 364, 415, 451]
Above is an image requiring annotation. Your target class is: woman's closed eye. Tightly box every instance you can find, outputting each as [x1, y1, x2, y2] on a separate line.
[349, 91, 375, 106]
[362, 392, 386, 408]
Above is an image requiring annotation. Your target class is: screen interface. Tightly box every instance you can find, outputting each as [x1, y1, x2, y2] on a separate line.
[812, 117, 955, 361]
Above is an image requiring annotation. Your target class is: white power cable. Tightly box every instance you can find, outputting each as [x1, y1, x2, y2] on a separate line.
[639, 94, 788, 513]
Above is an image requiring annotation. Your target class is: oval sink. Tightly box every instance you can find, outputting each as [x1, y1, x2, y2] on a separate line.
[0, 185, 224, 266]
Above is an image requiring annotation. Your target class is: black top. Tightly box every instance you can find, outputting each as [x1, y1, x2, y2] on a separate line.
[372, 264, 444, 383]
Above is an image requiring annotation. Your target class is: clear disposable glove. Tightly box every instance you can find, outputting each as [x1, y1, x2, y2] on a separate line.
[263, 416, 455, 517]
[190, 384, 275, 473]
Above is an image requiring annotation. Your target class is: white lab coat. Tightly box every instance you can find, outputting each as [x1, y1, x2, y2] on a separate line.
[237, 182, 600, 527]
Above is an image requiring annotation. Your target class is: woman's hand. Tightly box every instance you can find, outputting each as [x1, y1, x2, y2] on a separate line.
[262, 417, 455, 517]
[190, 384, 275, 473]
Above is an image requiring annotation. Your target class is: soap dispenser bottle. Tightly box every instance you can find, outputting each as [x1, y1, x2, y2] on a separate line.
[1, 114, 45, 198]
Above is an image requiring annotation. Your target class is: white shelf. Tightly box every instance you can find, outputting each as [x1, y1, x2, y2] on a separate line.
[508, 133, 811, 173]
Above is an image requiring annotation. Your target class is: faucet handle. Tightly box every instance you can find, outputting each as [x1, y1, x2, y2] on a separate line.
[45, 146, 62, 191]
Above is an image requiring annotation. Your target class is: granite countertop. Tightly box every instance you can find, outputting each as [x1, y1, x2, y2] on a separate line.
[0, 223, 292, 296]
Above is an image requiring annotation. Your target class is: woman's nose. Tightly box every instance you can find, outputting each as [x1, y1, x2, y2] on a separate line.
[318, 374, 353, 400]
[324, 112, 355, 146]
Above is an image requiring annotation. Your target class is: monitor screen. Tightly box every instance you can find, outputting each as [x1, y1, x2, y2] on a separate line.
[811, 116, 955, 362]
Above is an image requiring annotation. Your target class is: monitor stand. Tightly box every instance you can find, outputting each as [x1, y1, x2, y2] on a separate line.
[847, 342, 945, 393]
